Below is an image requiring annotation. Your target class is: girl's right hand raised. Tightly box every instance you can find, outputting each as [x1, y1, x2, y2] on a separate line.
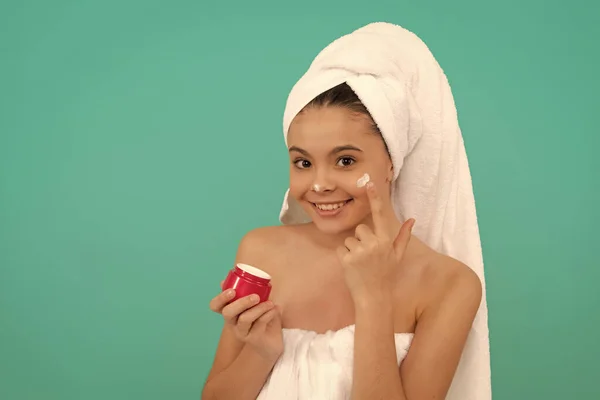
[209, 286, 284, 363]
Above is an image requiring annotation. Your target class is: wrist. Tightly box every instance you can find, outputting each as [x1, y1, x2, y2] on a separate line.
[245, 344, 281, 366]
[353, 292, 396, 342]
[353, 288, 394, 315]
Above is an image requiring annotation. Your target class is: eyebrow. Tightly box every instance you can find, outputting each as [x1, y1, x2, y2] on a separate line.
[288, 145, 363, 156]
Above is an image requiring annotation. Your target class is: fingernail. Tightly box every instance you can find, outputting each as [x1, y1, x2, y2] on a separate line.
[366, 181, 374, 190]
[225, 289, 235, 297]
[251, 294, 260, 302]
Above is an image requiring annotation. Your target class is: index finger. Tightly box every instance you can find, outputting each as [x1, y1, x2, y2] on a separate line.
[365, 181, 392, 237]
[209, 288, 236, 313]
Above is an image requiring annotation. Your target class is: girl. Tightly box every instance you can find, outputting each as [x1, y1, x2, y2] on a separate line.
[202, 22, 490, 400]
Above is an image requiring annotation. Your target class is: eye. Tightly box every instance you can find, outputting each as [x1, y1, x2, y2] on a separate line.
[336, 157, 355, 167]
[293, 159, 311, 169]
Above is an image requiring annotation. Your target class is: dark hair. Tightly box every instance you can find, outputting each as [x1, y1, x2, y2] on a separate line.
[301, 82, 389, 153]
[302, 82, 381, 133]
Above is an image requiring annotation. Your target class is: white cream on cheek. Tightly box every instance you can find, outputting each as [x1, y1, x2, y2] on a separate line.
[356, 173, 370, 188]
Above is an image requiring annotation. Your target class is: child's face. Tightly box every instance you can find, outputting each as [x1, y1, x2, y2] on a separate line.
[287, 106, 393, 236]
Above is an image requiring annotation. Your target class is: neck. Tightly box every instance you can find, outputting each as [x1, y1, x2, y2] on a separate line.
[307, 215, 382, 249]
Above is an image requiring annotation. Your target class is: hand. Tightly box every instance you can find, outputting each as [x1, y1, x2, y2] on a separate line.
[336, 181, 415, 303]
[209, 283, 283, 363]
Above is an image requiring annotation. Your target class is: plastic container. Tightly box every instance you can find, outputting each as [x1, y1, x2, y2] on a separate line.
[222, 263, 272, 303]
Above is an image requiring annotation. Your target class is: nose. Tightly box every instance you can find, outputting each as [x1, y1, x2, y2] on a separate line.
[311, 169, 335, 193]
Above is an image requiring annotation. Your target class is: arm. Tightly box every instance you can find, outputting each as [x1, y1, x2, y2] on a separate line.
[201, 228, 281, 400]
[351, 262, 482, 400]
[352, 289, 403, 400]
[201, 326, 277, 400]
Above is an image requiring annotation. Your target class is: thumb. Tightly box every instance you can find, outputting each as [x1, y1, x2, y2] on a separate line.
[393, 218, 415, 255]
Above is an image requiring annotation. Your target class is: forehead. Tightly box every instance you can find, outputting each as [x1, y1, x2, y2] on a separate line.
[287, 107, 379, 149]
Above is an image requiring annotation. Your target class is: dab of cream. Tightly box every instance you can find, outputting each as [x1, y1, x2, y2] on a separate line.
[356, 173, 370, 188]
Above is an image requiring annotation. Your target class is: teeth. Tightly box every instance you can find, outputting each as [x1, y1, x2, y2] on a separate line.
[315, 201, 347, 211]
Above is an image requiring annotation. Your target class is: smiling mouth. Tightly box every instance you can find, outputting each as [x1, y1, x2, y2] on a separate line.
[310, 199, 353, 215]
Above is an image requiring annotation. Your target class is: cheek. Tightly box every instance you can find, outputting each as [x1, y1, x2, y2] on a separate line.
[288, 170, 311, 198]
[344, 174, 389, 208]
[347, 172, 387, 197]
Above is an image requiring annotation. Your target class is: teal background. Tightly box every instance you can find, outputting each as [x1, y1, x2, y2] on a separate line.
[1, 0, 598, 399]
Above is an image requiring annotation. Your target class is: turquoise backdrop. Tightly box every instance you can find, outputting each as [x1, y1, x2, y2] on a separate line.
[1, 0, 598, 399]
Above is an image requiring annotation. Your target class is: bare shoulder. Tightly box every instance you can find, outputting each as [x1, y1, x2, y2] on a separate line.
[234, 224, 309, 276]
[407, 235, 482, 320]
[423, 251, 483, 315]
[236, 224, 306, 251]
[236, 225, 290, 249]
